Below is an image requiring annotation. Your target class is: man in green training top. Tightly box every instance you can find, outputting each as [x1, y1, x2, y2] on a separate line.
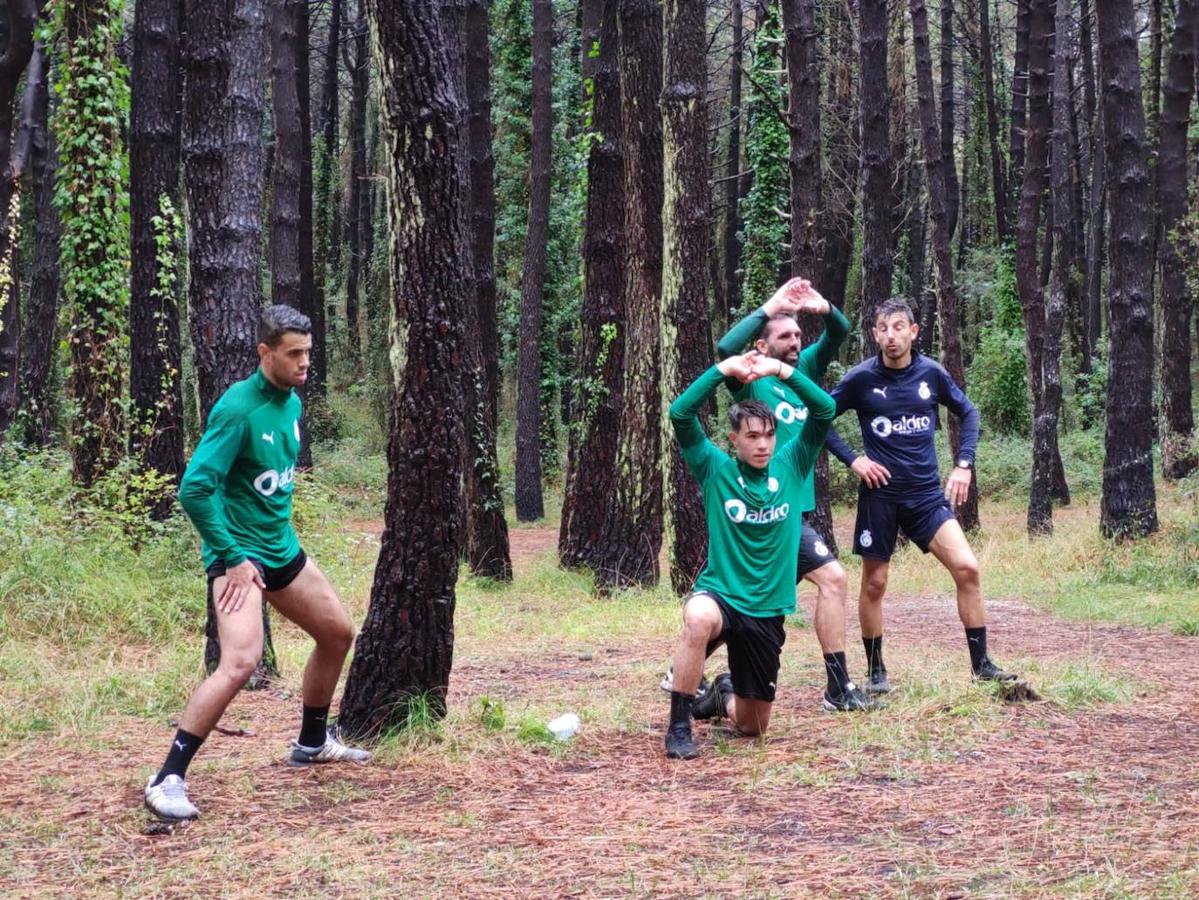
[144, 305, 369, 822]
[663, 348, 835, 760]
[715, 276, 872, 713]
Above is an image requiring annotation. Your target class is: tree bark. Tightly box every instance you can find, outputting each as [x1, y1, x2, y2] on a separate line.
[1008, 0, 1030, 229]
[593, 0, 664, 591]
[979, 0, 1007, 240]
[859, 0, 893, 347]
[296, 0, 320, 401]
[820, 0, 855, 312]
[661, 0, 712, 593]
[513, 0, 553, 522]
[909, 0, 979, 530]
[559, 0, 627, 572]
[722, 0, 745, 320]
[343, 0, 368, 369]
[338, 0, 469, 736]
[940, 0, 959, 240]
[1096, 0, 1158, 538]
[462, 0, 512, 579]
[129, 0, 185, 511]
[1080, 0, 1103, 362]
[17, 45, 59, 447]
[315, 0, 340, 362]
[1157, 0, 1197, 479]
[270, 0, 303, 309]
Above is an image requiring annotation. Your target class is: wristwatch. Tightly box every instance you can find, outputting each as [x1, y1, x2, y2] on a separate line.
[957, 458, 972, 469]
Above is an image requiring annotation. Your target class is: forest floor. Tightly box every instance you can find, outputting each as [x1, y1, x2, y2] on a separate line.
[2, 504, 1198, 897]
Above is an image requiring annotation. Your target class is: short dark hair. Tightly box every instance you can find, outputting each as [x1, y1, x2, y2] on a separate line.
[873, 296, 917, 325]
[761, 313, 799, 341]
[259, 304, 312, 347]
[728, 399, 775, 434]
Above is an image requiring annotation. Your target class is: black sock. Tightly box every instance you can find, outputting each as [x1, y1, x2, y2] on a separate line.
[966, 626, 988, 672]
[863, 635, 885, 675]
[669, 691, 694, 729]
[824, 652, 852, 696]
[154, 728, 204, 785]
[298, 704, 331, 748]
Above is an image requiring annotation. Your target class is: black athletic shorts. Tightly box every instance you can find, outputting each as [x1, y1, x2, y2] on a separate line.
[692, 591, 785, 703]
[206, 549, 308, 594]
[852, 484, 954, 561]
[796, 517, 838, 581]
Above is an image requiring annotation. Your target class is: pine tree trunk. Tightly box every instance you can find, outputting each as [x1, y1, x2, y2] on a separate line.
[1015, 0, 1053, 531]
[17, 46, 59, 447]
[1157, 0, 1197, 479]
[909, 0, 979, 530]
[513, 0, 553, 522]
[270, 0, 303, 309]
[979, 0, 1007, 240]
[593, 0, 664, 591]
[129, 0, 184, 512]
[820, 3, 855, 311]
[859, 0, 893, 347]
[462, 0, 512, 579]
[296, 0, 321, 401]
[722, 0, 744, 320]
[338, 0, 469, 736]
[940, 0, 959, 240]
[559, 0, 627, 572]
[344, 0, 369, 368]
[1008, 0, 1030, 228]
[1096, 0, 1158, 538]
[315, 0, 340, 359]
[661, 0, 712, 593]
[1080, 0, 1103, 362]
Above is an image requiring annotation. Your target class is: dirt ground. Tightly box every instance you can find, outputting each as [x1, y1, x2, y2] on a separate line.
[2, 527, 1197, 897]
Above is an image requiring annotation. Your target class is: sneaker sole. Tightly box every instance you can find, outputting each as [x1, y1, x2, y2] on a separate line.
[144, 799, 198, 822]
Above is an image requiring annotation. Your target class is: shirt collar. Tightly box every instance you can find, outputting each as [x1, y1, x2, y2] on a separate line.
[253, 367, 293, 402]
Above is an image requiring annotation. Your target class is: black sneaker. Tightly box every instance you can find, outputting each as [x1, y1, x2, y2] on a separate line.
[822, 683, 876, 712]
[691, 673, 732, 721]
[659, 666, 710, 698]
[865, 668, 891, 695]
[973, 658, 1017, 682]
[664, 723, 699, 760]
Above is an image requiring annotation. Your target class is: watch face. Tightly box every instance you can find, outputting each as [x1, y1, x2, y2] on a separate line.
[958, 459, 970, 469]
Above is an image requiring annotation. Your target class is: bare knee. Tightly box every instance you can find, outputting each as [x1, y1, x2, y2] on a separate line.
[218, 649, 261, 685]
[951, 556, 980, 588]
[681, 606, 719, 647]
[861, 569, 889, 601]
[323, 614, 354, 657]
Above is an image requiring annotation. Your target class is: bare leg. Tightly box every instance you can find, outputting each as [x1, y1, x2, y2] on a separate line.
[726, 696, 772, 736]
[805, 560, 848, 654]
[670, 595, 724, 695]
[926, 520, 985, 629]
[858, 557, 891, 639]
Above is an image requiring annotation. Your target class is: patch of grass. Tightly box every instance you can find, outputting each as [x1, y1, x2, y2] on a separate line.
[514, 716, 557, 747]
[1035, 659, 1137, 709]
[475, 695, 506, 731]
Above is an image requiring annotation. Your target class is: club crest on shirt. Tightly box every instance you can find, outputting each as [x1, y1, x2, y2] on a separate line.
[919, 380, 931, 400]
[767, 477, 779, 492]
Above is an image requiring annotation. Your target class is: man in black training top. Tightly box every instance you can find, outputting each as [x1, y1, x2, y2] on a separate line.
[825, 297, 1016, 692]
[664, 349, 835, 759]
[143, 305, 369, 822]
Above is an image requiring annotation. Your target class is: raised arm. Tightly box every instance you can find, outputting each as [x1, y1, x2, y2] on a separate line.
[797, 302, 850, 380]
[178, 408, 249, 566]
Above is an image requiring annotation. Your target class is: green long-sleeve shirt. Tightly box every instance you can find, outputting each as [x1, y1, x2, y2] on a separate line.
[670, 365, 835, 617]
[178, 368, 303, 570]
[715, 305, 848, 512]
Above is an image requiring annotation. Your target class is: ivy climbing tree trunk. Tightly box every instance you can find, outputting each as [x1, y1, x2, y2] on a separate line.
[593, 0, 664, 591]
[338, 0, 469, 736]
[462, 0, 512, 579]
[55, 0, 129, 487]
[1157, 0, 1197, 480]
[1096, 0, 1158, 538]
[129, 0, 184, 512]
[909, 0, 979, 530]
[513, 0, 553, 523]
[559, 0, 626, 572]
[859, 0, 893, 351]
[661, 0, 711, 593]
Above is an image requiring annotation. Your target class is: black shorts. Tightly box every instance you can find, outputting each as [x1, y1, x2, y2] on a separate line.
[693, 591, 785, 703]
[206, 549, 308, 594]
[853, 485, 954, 561]
[796, 518, 838, 581]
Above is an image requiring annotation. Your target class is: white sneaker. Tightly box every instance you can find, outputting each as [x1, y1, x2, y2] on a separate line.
[144, 774, 200, 821]
[659, 667, 710, 697]
[288, 729, 372, 766]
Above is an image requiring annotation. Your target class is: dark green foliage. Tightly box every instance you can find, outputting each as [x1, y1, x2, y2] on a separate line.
[738, 2, 787, 308]
[963, 249, 1030, 435]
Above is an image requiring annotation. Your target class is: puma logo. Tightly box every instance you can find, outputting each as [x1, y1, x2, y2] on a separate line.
[873, 387, 887, 398]
[174, 739, 187, 752]
[261, 432, 275, 445]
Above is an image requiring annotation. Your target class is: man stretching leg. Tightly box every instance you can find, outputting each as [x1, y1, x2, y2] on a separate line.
[825, 297, 1016, 692]
[144, 305, 369, 821]
[664, 350, 835, 759]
